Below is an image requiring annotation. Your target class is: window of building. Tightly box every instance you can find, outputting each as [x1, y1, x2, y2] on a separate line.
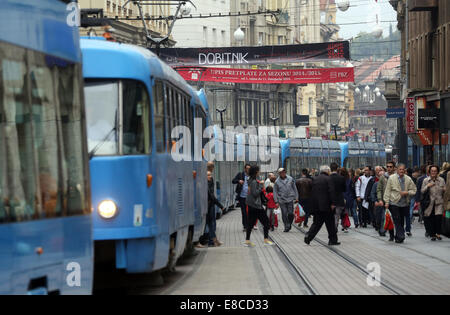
[203, 26, 208, 46]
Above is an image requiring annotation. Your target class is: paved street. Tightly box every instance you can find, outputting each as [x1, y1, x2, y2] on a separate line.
[136, 209, 450, 295]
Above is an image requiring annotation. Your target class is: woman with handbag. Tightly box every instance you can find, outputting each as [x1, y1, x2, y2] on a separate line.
[244, 165, 274, 247]
[421, 165, 446, 241]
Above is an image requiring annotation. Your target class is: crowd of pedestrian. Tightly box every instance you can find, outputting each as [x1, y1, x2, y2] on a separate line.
[197, 160, 450, 249]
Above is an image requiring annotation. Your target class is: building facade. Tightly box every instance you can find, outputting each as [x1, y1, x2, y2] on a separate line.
[391, 0, 450, 164]
[79, 0, 171, 45]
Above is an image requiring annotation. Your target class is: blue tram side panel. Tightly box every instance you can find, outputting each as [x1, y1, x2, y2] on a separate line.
[81, 38, 206, 273]
[281, 139, 388, 173]
[0, 0, 93, 294]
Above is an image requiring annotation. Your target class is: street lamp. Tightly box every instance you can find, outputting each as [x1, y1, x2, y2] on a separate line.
[234, 27, 245, 44]
[270, 117, 279, 127]
[180, 2, 193, 16]
[337, 0, 350, 12]
[216, 105, 227, 129]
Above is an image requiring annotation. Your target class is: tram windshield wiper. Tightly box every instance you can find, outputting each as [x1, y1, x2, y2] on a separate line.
[89, 127, 117, 160]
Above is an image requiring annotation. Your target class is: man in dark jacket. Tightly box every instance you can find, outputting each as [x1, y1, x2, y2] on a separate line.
[305, 165, 340, 246]
[232, 164, 251, 232]
[364, 169, 377, 226]
[296, 169, 313, 228]
[415, 165, 430, 228]
[330, 162, 346, 231]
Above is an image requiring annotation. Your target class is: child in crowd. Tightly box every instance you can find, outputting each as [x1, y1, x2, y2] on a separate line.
[265, 186, 277, 231]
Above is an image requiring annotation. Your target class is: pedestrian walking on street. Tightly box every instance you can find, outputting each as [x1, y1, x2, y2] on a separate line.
[377, 161, 397, 240]
[330, 163, 346, 232]
[356, 166, 373, 228]
[440, 162, 450, 183]
[304, 165, 339, 246]
[296, 168, 313, 228]
[274, 168, 299, 232]
[207, 171, 225, 247]
[421, 165, 446, 241]
[416, 165, 430, 229]
[233, 164, 251, 232]
[345, 169, 359, 228]
[244, 165, 273, 247]
[383, 164, 417, 244]
[370, 166, 383, 232]
[265, 173, 276, 189]
[443, 168, 450, 237]
[265, 186, 277, 231]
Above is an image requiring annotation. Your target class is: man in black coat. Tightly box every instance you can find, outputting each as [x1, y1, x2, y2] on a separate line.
[232, 164, 251, 231]
[330, 162, 347, 231]
[304, 165, 340, 246]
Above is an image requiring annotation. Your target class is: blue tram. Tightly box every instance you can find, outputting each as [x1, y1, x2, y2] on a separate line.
[0, 0, 93, 294]
[81, 38, 208, 273]
[281, 139, 387, 175]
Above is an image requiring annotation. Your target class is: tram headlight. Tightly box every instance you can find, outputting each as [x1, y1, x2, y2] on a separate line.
[98, 200, 118, 219]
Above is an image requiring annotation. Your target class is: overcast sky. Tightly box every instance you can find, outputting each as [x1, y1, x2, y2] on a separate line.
[336, 0, 398, 40]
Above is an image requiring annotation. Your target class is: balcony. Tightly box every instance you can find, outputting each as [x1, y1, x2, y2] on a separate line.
[408, 0, 437, 12]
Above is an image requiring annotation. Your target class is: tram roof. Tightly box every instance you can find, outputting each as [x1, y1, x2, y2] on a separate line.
[0, 0, 81, 62]
[80, 39, 192, 95]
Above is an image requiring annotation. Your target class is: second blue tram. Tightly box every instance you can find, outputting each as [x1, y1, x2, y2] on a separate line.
[81, 39, 207, 273]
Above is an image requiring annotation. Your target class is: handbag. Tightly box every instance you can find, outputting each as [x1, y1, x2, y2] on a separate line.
[421, 188, 431, 211]
[342, 213, 351, 229]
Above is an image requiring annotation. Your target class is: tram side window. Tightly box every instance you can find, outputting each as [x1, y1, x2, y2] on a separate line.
[122, 80, 151, 155]
[153, 81, 165, 153]
[0, 42, 89, 223]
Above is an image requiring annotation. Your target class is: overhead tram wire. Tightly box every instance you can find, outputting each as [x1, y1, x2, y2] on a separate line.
[119, 0, 398, 18]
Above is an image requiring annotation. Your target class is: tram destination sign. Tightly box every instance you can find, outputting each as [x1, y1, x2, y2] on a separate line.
[156, 41, 350, 66]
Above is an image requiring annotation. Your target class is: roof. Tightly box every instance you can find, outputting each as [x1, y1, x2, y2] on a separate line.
[354, 55, 400, 84]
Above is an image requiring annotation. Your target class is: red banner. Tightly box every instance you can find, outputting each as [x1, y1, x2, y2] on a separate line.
[406, 97, 416, 134]
[175, 67, 354, 84]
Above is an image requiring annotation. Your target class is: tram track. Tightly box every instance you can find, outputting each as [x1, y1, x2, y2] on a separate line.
[292, 224, 406, 295]
[352, 228, 450, 266]
[267, 233, 318, 295]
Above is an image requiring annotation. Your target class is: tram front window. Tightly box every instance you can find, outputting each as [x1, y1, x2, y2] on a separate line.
[85, 80, 151, 156]
[85, 81, 119, 156]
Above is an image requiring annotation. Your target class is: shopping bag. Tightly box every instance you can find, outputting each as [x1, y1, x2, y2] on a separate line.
[298, 203, 306, 217]
[274, 212, 279, 228]
[413, 202, 420, 217]
[294, 203, 301, 224]
[384, 209, 394, 231]
[342, 213, 351, 229]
